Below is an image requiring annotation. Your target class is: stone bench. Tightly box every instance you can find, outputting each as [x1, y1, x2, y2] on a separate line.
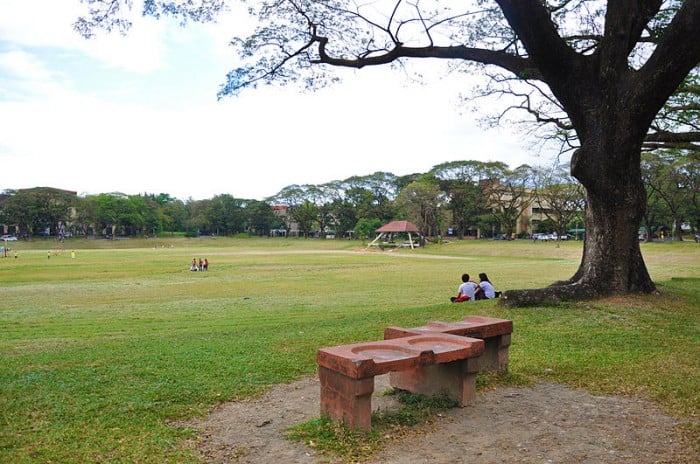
[384, 315, 513, 373]
[317, 333, 484, 430]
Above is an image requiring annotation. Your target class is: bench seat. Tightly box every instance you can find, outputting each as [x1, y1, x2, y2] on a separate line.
[384, 315, 513, 372]
[317, 333, 484, 430]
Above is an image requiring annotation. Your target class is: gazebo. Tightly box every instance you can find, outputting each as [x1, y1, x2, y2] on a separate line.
[367, 220, 420, 249]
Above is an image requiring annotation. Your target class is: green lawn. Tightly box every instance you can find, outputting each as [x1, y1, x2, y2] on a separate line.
[1, 237, 698, 463]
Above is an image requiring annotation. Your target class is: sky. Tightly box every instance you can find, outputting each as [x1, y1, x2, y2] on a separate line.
[0, 1, 552, 202]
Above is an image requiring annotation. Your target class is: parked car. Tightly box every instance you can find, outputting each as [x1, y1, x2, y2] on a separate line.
[1, 235, 18, 241]
[532, 233, 555, 241]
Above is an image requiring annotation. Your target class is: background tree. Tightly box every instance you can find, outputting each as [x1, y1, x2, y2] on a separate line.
[2, 188, 78, 238]
[245, 200, 277, 236]
[290, 200, 319, 237]
[307, 184, 337, 236]
[342, 172, 398, 225]
[532, 165, 586, 241]
[640, 70, 699, 240]
[185, 198, 211, 237]
[482, 164, 532, 239]
[643, 72, 700, 154]
[327, 195, 358, 239]
[95, 193, 131, 237]
[118, 196, 144, 236]
[208, 194, 246, 235]
[431, 161, 491, 239]
[145, 193, 186, 234]
[159, 197, 188, 234]
[0, 190, 34, 237]
[122, 195, 163, 236]
[639, 179, 669, 242]
[354, 217, 382, 242]
[72, 195, 92, 237]
[316, 203, 334, 237]
[268, 184, 311, 234]
[395, 179, 443, 239]
[641, 151, 699, 240]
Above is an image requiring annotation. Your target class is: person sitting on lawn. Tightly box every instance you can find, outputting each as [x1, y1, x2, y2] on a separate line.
[475, 272, 498, 299]
[450, 273, 479, 303]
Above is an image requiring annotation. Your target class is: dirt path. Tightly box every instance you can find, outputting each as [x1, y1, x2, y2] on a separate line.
[182, 375, 696, 463]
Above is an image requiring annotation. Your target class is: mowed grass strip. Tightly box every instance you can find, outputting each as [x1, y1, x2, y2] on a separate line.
[0, 238, 698, 463]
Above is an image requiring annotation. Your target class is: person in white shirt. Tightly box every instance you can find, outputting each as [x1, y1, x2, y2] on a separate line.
[450, 273, 479, 302]
[475, 272, 497, 299]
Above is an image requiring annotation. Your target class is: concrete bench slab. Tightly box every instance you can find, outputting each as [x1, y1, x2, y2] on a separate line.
[384, 315, 513, 372]
[317, 333, 484, 429]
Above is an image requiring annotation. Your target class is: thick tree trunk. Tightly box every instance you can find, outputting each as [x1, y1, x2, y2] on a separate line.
[501, 135, 658, 306]
[495, 0, 700, 306]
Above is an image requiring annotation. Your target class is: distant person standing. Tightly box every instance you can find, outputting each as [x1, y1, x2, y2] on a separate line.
[450, 273, 479, 303]
[203, 258, 208, 271]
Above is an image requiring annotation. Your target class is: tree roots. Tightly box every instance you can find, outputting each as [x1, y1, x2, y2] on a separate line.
[498, 282, 601, 307]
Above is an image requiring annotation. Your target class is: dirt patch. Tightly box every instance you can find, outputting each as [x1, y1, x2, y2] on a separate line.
[182, 375, 696, 463]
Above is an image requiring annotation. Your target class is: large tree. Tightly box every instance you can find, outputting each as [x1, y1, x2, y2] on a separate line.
[78, 1, 700, 304]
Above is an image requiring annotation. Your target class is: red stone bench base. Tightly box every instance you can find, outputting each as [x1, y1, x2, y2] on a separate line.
[480, 333, 511, 372]
[319, 358, 480, 430]
[389, 357, 480, 406]
[318, 366, 375, 430]
[317, 333, 484, 430]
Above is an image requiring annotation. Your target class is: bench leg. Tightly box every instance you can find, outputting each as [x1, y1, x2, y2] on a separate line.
[389, 358, 480, 407]
[479, 334, 511, 372]
[318, 366, 375, 430]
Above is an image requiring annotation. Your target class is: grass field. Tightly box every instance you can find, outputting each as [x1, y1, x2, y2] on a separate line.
[1, 237, 698, 463]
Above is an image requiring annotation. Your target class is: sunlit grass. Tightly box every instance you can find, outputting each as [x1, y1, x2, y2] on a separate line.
[0, 237, 698, 462]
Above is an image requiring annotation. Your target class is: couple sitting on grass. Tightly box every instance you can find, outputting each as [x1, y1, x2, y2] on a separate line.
[450, 272, 501, 302]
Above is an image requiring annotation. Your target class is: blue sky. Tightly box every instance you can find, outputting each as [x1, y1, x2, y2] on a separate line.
[0, 0, 549, 201]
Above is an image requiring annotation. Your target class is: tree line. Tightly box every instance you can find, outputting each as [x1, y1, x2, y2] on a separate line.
[1, 155, 696, 241]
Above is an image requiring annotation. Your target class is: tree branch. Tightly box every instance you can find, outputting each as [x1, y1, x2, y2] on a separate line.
[314, 39, 540, 78]
[495, 0, 580, 83]
[645, 130, 700, 144]
[636, 0, 700, 117]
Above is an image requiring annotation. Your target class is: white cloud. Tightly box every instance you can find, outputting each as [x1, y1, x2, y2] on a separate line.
[0, 49, 52, 79]
[0, 0, 168, 73]
[0, 47, 78, 103]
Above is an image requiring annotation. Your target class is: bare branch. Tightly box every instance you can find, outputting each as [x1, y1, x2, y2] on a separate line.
[314, 39, 539, 77]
